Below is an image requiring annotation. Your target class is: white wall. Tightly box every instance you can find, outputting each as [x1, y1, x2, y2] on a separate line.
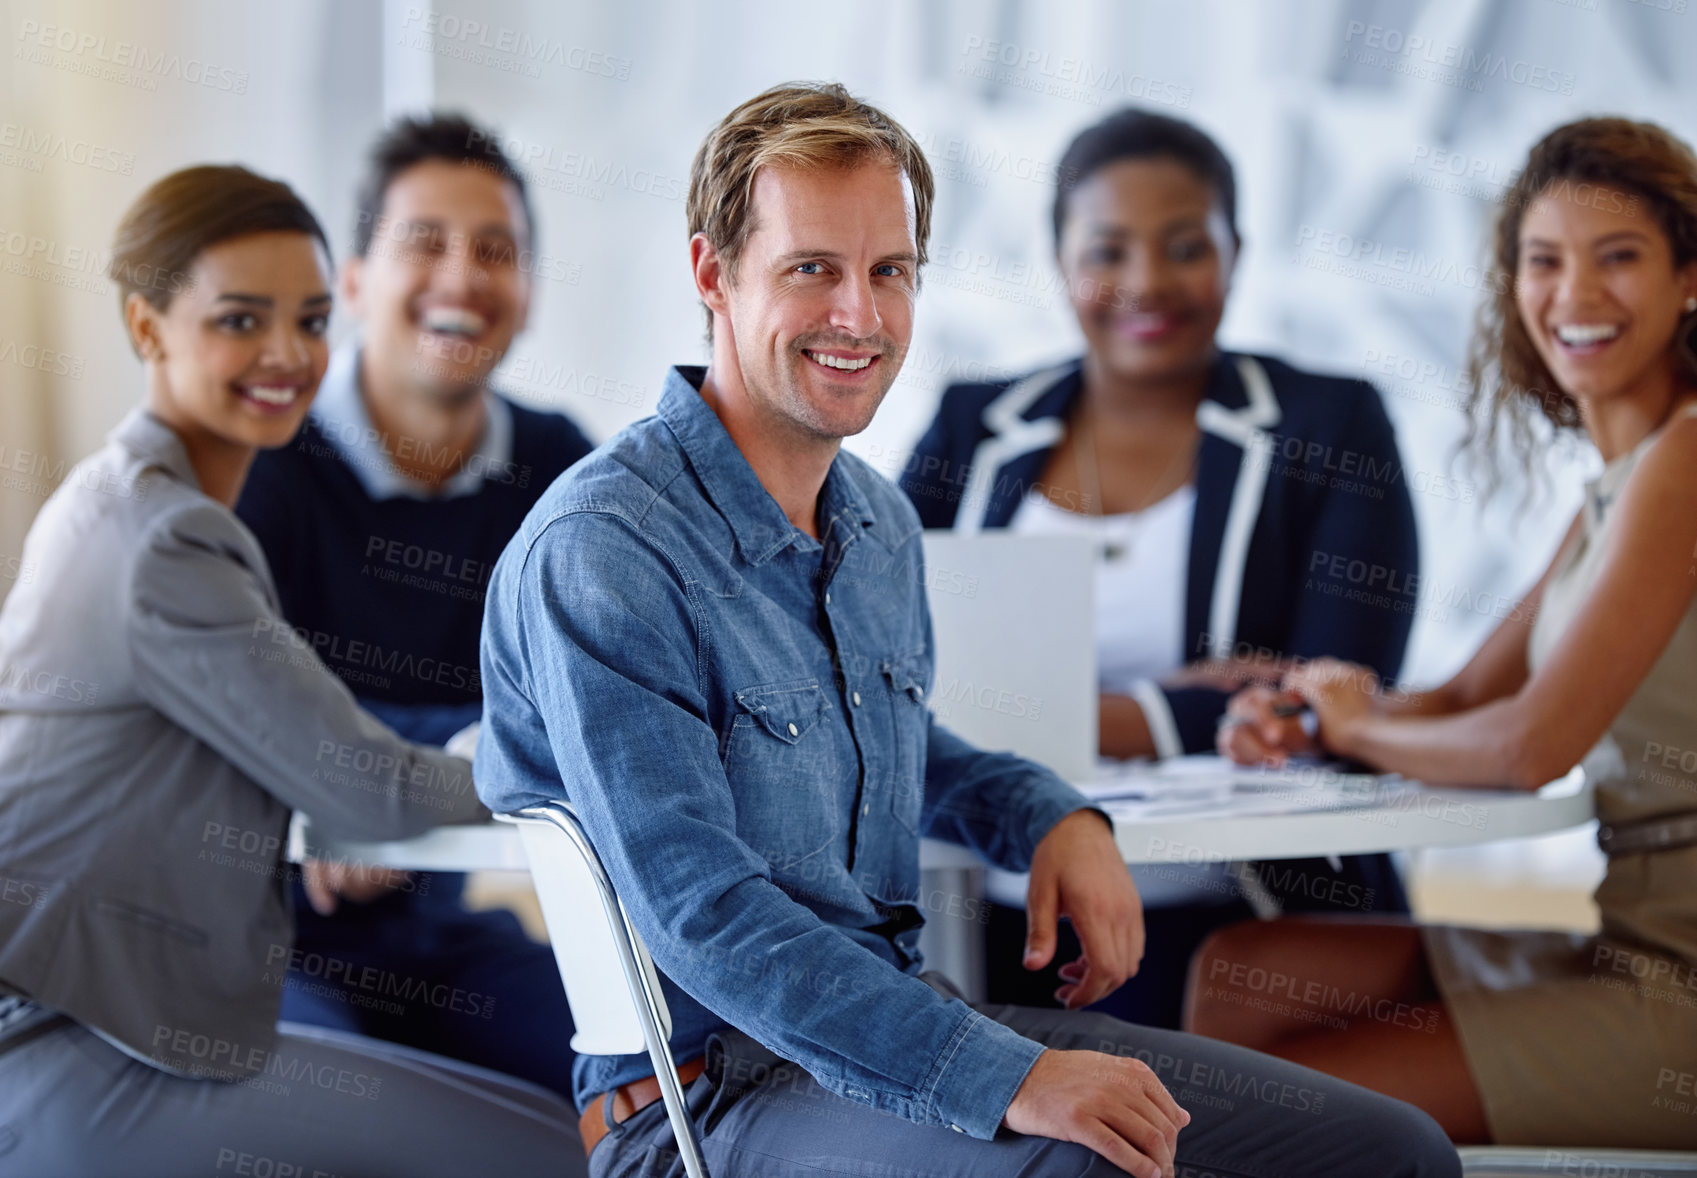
[5, 0, 1696, 690]
[385, 0, 1697, 687]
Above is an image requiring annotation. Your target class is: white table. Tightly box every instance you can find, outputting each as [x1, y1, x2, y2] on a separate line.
[289, 767, 1594, 1001]
[290, 766, 1594, 872]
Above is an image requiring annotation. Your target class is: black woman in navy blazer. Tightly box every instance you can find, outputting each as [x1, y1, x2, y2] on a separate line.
[902, 350, 1419, 753]
[899, 109, 1420, 1029]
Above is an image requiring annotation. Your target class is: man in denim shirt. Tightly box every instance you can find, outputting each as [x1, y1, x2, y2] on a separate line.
[477, 83, 1459, 1178]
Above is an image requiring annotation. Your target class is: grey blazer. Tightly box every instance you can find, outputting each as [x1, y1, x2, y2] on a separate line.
[0, 409, 486, 1079]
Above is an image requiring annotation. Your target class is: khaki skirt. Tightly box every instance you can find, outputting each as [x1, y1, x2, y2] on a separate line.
[1423, 844, 1697, 1148]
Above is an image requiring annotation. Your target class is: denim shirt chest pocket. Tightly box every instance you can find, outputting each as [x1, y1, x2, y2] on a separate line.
[725, 678, 842, 870]
[879, 650, 930, 837]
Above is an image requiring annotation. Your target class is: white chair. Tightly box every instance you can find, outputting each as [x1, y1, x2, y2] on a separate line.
[1460, 1146, 1697, 1176]
[495, 803, 711, 1178]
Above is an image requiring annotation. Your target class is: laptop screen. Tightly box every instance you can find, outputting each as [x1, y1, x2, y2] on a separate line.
[920, 532, 1098, 783]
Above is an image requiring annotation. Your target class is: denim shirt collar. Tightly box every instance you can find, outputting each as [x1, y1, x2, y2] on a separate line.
[656, 366, 881, 565]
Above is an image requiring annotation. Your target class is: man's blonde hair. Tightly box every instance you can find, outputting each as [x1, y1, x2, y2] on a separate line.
[687, 82, 934, 328]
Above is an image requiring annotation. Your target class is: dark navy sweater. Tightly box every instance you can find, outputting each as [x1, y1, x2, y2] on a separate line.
[236, 398, 594, 710]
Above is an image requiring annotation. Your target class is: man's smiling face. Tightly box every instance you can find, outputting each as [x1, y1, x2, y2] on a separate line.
[714, 159, 919, 443]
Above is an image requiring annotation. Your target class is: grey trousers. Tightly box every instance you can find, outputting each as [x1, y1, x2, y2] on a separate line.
[0, 1018, 585, 1178]
[592, 977, 1461, 1178]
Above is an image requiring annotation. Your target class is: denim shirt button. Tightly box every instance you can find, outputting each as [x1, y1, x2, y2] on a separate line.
[787, 722, 799, 736]
[852, 691, 862, 707]
[951, 1124, 964, 1133]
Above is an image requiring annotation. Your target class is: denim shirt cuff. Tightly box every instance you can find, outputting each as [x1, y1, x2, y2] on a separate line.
[1017, 777, 1100, 868]
[926, 1008, 1047, 1139]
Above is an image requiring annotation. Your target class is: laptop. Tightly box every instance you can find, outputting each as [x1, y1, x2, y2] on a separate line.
[920, 532, 1097, 783]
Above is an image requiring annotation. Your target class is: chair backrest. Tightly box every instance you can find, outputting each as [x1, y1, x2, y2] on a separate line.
[497, 804, 671, 1056]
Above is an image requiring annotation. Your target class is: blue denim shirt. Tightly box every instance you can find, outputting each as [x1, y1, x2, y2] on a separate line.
[477, 367, 1094, 1138]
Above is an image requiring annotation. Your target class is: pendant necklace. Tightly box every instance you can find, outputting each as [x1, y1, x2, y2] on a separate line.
[1071, 397, 1197, 563]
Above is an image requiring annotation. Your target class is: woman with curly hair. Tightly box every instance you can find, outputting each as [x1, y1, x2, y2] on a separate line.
[1202, 117, 1697, 1149]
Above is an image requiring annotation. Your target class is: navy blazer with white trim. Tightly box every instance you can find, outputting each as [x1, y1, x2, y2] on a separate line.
[899, 351, 1420, 756]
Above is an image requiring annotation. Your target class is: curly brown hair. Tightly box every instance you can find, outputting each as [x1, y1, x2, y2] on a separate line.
[1466, 117, 1697, 488]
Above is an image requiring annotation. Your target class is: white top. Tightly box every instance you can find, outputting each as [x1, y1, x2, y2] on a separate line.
[1010, 485, 1217, 906]
[1008, 485, 1196, 695]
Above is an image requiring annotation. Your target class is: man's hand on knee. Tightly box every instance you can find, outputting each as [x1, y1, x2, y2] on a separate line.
[1004, 1048, 1189, 1178]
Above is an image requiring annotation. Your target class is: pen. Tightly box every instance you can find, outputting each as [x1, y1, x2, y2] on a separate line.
[1216, 700, 1310, 730]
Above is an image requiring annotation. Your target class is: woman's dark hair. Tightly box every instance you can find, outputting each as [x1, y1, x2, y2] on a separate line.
[1052, 108, 1239, 248]
[353, 111, 534, 256]
[108, 164, 329, 313]
[1466, 116, 1697, 490]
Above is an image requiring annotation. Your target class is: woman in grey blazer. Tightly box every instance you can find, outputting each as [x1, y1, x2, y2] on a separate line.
[0, 166, 582, 1176]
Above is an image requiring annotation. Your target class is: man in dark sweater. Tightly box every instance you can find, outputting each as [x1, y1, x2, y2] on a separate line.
[236, 113, 594, 1102]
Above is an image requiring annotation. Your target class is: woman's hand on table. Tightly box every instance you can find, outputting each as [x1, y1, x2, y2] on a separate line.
[1216, 684, 1316, 765]
[1280, 657, 1380, 758]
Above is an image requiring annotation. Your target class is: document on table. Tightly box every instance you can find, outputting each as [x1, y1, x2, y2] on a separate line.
[1078, 755, 1420, 821]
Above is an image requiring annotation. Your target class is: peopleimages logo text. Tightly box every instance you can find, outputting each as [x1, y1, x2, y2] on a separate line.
[1342, 22, 1575, 94]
